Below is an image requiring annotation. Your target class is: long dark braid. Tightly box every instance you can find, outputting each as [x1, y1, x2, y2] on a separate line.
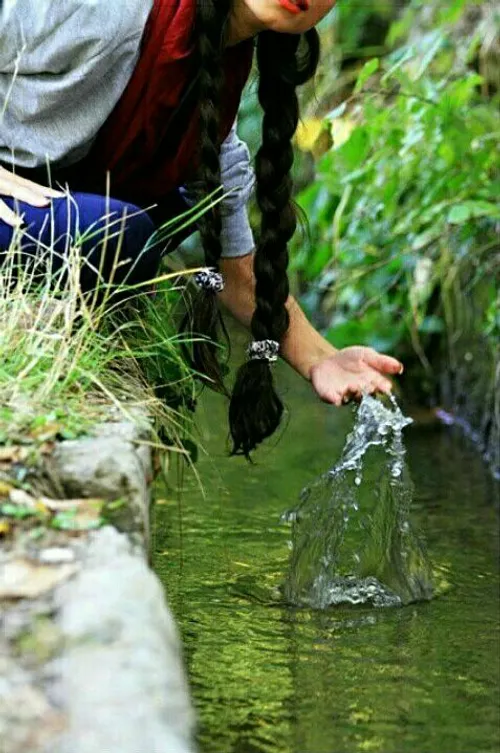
[181, 0, 232, 394]
[229, 29, 320, 457]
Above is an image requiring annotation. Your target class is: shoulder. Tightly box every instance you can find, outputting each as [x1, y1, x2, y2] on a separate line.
[52, 0, 152, 45]
[1, 1, 152, 69]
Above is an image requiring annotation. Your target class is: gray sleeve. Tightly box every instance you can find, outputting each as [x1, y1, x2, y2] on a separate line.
[181, 121, 255, 258]
[0, 0, 153, 168]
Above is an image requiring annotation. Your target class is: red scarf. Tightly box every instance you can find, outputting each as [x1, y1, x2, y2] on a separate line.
[77, 0, 253, 204]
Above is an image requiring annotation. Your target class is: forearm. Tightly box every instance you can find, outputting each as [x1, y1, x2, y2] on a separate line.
[281, 295, 338, 379]
[218, 253, 337, 380]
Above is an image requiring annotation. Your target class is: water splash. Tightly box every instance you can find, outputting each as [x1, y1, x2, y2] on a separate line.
[282, 395, 434, 609]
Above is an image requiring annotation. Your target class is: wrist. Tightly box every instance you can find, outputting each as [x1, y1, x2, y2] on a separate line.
[306, 345, 337, 380]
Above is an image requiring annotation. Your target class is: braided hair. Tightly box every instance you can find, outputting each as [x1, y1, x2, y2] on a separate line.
[230, 30, 319, 456]
[190, 1, 320, 455]
[181, 0, 232, 394]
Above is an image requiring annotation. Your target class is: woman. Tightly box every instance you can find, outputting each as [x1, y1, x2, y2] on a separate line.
[0, 0, 403, 457]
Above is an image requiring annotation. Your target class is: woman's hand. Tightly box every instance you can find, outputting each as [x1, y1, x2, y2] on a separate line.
[217, 256, 404, 404]
[310, 346, 403, 406]
[0, 165, 64, 227]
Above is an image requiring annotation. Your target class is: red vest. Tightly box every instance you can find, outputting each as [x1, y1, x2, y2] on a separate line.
[76, 0, 253, 204]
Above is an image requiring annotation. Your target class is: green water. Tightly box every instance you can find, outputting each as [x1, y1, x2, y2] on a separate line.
[153, 362, 500, 753]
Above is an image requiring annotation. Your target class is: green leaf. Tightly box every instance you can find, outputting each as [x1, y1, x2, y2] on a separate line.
[337, 127, 370, 171]
[447, 205, 470, 224]
[438, 0, 467, 25]
[0, 503, 34, 519]
[306, 243, 334, 281]
[354, 58, 380, 93]
[448, 201, 500, 224]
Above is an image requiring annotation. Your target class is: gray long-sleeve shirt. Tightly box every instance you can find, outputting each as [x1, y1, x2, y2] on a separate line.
[0, 0, 255, 257]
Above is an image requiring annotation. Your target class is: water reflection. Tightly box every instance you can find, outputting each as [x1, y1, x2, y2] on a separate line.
[153, 361, 500, 753]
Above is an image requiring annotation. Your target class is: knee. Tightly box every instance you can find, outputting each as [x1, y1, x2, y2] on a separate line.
[100, 200, 160, 286]
[64, 193, 155, 251]
[106, 200, 156, 253]
[50, 193, 160, 288]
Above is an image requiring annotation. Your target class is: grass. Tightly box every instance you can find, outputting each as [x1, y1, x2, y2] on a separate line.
[0, 192, 224, 463]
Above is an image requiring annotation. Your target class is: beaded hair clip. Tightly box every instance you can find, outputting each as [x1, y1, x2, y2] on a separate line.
[247, 339, 280, 363]
[194, 268, 225, 294]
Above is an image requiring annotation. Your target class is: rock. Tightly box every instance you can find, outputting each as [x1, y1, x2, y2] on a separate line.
[50, 434, 151, 540]
[0, 656, 65, 753]
[0, 557, 78, 599]
[49, 527, 195, 753]
[1, 413, 196, 753]
[38, 548, 75, 565]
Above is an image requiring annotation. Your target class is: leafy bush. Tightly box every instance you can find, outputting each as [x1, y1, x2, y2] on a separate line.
[291, 2, 499, 361]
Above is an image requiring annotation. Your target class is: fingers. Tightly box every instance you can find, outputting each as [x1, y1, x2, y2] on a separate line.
[318, 387, 343, 406]
[359, 374, 393, 396]
[364, 348, 404, 375]
[339, 384, 362, 405]
[312, 347, 402, 409]
[0, 167, 65, 212]
[374, 375, 393, 394]
[19, 176, 65, 200]
[0, 180, 65, 228]
[8, 185, 51, 207]
[0, 185, 49, 227]
[342, 392, 359, 405]
[0, 199, 23, 228]
[331, 393, 343, 407]
[340, 374, 393, 405]
[325, 379, 392, 409]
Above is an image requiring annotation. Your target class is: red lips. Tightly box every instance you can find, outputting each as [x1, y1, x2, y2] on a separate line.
[278, 0, 310, 14]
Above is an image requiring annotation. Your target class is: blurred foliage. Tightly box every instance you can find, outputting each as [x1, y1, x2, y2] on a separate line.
[287, 0, 499, 371]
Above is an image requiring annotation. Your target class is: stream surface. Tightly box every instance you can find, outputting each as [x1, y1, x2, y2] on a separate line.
[154, 361, 500, 753]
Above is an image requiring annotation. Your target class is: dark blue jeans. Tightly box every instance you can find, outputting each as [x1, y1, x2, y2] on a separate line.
[0, 191, 188, 294]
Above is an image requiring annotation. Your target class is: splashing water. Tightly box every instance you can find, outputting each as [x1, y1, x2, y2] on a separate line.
[282, 395, 434, 608]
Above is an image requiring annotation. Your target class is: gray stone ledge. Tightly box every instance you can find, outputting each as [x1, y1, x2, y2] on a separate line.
[0, 416, 196, 753]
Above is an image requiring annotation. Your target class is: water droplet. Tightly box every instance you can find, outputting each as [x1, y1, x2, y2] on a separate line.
[283, 394, 433, 609]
